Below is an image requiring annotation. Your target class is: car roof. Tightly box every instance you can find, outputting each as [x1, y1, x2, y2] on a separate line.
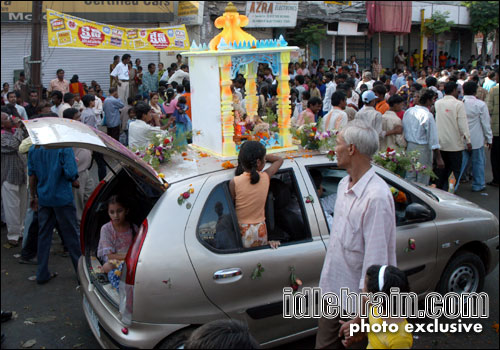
[160, 146, 323, 184]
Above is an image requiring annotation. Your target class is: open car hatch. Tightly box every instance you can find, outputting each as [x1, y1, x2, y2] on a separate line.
[23, 118, 166, 191]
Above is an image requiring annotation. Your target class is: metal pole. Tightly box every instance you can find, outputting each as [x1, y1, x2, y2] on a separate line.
[378, 32, 381, 68]
[344, 36, 347, 62]
[420, 9, 424, 70]
[30, 0, 43, 98]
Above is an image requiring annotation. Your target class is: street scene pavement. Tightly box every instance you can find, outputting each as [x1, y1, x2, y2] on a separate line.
[2, 157, 498, 349]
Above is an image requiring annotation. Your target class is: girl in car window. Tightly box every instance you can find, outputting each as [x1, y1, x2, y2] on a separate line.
[97, 195, 138, 276]
[229, 141, 283, 249]
[340, 265, 413, 349]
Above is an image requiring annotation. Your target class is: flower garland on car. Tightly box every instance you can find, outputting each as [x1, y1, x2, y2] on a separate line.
[373, 147, 437, 179]
[131, 131, 189, 170]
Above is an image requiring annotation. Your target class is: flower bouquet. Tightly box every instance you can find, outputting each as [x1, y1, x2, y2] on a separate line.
[132, 132, 187, 170]
[291, 119, 338, 151]
[373, 147, 437, 179]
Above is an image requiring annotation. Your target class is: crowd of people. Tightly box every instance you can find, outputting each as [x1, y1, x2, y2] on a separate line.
[1, 48, 499, 348]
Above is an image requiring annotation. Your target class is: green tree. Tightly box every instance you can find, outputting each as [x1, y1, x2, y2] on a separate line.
[424, 11, 454, 67]
[463, 1, 499, 65]
[288, 24, 325, 63]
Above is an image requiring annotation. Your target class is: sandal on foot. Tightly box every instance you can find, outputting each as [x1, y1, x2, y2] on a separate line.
[34, 272, 59, 284]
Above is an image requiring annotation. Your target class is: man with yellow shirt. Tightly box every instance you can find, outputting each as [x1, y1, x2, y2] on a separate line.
[434, 82, 471, 190]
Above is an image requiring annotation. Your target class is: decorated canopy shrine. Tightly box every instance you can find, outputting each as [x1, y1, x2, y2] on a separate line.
[183, 2, 299, 158]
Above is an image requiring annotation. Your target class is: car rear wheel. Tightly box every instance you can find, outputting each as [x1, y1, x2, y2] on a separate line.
[156, 327, 196, 349]
[437, 252, 485, 294]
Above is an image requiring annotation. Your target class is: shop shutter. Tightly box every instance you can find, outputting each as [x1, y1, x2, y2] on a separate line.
[1, 23, 161, 95]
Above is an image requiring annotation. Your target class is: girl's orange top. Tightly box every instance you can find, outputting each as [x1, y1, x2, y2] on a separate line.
[234, 171, 270, 225]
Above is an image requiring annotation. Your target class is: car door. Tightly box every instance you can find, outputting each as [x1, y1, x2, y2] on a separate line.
[23, 117, 166, 190]
[295, 155, 438, 296]
[185, 160, 326, 345]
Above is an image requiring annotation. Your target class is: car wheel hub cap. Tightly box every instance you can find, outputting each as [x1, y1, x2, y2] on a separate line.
[448, 265, 479, 293]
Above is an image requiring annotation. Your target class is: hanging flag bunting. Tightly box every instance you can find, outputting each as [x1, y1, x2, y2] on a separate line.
[46, 9, 190, 52]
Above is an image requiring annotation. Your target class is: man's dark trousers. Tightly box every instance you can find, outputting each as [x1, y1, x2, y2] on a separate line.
[36, 204, 81, 283]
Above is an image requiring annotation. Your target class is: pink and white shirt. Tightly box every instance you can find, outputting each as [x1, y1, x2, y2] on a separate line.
[319, 167, 397, 314]
[97, 221, 138, 263]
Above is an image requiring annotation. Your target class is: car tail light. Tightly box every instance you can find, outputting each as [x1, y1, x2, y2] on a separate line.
[119, 219, 148, 325]
[80, 180, 106, 253]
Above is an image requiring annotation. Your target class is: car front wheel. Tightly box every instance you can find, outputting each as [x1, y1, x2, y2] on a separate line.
[437, 252, 485, 294]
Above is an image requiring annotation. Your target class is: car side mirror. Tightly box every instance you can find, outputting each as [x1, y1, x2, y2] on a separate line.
[405, 203, 432, 221]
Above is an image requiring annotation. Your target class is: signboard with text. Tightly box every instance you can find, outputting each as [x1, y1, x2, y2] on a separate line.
[245, 1, 298, 28]
[47, 9, 189, 52]
[177, 1, 204, 26]
[1, 1, 174, 23]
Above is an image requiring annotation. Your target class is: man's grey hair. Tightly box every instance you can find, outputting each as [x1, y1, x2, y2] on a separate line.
[363, 71, 372, 79]
[341, 119, 379, 157]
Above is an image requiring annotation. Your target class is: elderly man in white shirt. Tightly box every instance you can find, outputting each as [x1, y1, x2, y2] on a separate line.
[403, 89, 445, 185]
[462, 82, 493, 192]
[316, 119, 397, 349]
[128, 102, 172, 150]
[355, 71, 375, 93]
[110, 53, 131, 104]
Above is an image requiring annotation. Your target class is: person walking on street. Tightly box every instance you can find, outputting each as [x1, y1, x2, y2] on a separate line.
[316, 120, 397, 349]
[142, 63, 159, 99]
[1, 112, 28, 247]
[48, 69, 69, 94]
[103, 87, 124, 141]
[322, 72, 336, 114]
[110, 54, 131, 104]
[403, 89, 444, 185]
[58, 93, 74, 118]
[6, 91, 28, 120]
[486, 80, 499, 187]
[434, 82, 472, 190]
[462, 82, 493, 192]
[27, 139, 82, 284]
[110, 55, 120, 88]
[25, 90, 40, 119]
[69, 75, 85, 99]
[13, 72, 29, 103]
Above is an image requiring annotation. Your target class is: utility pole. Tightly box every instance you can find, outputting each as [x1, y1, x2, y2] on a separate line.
[30, 1, 43, 97]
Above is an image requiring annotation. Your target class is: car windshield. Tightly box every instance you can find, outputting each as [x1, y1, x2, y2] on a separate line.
[411, 182, 439, 202]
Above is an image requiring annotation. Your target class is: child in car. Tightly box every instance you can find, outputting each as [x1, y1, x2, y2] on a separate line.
[229, 141, 283, 249]
[310, 169, 337, 231]
[97, 195, 138, 288]
[339, 265, 413, 349]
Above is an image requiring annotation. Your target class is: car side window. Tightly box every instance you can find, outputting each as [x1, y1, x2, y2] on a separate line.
[197, 183, 241, 252]
[196, 169, 312, 253]
[306, 166, 347, 233]
[378, 176, 435, 226]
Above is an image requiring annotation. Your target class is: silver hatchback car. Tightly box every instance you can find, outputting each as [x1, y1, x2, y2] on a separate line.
[25, 118, 499, 349]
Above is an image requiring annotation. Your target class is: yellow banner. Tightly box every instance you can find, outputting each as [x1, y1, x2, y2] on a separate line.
[46, 9, 189, 52]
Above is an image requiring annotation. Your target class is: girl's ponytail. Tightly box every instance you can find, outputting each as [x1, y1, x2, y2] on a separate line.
[249, 159, 260, 184]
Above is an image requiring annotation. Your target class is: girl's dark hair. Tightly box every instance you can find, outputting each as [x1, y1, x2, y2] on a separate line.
[235, 141, 266, 184]
[108, 194, 130, 210]
[366, 265, 410, 294]
[166, 88, 175, 103]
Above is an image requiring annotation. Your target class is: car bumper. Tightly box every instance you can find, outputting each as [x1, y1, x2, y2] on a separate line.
[77, 257, 187, 349]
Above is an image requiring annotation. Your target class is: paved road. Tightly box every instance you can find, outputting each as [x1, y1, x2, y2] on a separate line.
[1, 157, 498, 349]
